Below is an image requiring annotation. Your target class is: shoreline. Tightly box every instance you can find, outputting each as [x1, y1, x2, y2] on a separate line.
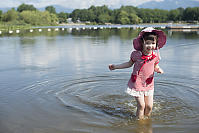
[0, 22, 197, 29]
[0, 23, 198, 35]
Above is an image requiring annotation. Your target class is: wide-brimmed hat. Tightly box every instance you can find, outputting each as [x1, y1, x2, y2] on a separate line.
[133, 27, 166, 51]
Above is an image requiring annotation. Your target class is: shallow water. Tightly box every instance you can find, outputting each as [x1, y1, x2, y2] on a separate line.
[0, 28, 199, 133]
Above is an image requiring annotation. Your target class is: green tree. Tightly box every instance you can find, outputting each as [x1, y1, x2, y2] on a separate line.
[78, 9, 90, 21]
[137, 9, 154, 23]
[177, 8, 184, 21]
[17, 3, 36, 12]
[98, 14, 111, 24]
[95, 5, 110, 16]
[0, 10, 2, 21]
[152, 9, 168, 23]
[168, 9, 181, 22]
[70, 9, 81, 22]
[20, 10, 58, 25]
[57, 12, 68, 23]
[49, 13, 58, 24]
[120, 6, 137, 14]
[183, 7, 199, 21]
[2, 8, 19, 22]
[87, 5, 110, 23]
[116, 10, 130, 24]
[87, 10, 96, 22]
[45, 6, 56, 14]
[129, 13, 142, 24]
[110, 9, 120, 23]
[20, 11, 40, 25]
[68, 5, 198, 24]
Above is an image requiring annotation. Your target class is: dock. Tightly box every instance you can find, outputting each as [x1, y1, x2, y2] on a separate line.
[166, 25, 199, 29]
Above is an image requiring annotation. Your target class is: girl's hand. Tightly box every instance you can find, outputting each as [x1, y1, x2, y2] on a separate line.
[157, 68, 164, 74]
[154, 64, 164, 74]
[109, 64, 115, 70]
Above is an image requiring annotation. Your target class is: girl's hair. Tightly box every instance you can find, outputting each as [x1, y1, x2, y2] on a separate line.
[142, 32, 157, 42]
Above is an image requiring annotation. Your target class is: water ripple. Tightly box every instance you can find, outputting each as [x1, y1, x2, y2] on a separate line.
[17, 73, 199, 125]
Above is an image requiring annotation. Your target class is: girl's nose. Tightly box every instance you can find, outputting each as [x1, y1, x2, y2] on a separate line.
[148, 45, 152, 48]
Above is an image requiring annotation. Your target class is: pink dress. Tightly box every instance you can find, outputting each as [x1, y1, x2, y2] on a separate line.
[127, 50, 159, 92]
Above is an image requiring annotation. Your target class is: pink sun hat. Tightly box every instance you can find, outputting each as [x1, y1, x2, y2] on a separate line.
[133, 27, 167, 51]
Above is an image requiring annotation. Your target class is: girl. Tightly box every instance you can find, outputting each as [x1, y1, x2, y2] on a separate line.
[108, 27, 166, 119]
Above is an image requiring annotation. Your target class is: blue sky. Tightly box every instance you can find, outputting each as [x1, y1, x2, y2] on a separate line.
[0, 0, 165, 8]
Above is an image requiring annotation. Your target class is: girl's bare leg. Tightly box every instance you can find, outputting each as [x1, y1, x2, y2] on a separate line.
[144, 94, 153, 117]
[135, 95, 145, 119]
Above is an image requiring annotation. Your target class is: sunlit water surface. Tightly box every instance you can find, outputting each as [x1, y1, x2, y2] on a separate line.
[0, 28, 199, 133]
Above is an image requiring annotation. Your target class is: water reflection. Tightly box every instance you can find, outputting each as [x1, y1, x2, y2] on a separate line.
[0, 27, 199, 133]
[135, 119, 152, 133]
[167, 30, 199, 38]
[20, 37, 36, 45]
[18, 36, 60, 69]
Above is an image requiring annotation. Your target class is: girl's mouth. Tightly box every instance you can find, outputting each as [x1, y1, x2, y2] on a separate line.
[147, 48, 152, 51]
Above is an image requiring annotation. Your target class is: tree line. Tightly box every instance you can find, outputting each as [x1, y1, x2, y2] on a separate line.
[70, 5, 199, 24]
[0, 3, 198, 26]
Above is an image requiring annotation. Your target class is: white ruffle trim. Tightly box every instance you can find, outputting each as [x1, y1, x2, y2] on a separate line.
[125, 87, 154, 97]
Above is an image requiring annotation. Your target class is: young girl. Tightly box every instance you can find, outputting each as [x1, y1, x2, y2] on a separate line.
[109, 27, 166, 119]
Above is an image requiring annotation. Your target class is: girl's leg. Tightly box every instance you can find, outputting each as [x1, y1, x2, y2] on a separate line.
[144, 94, 153, 117]
[135, 95, 145, 119]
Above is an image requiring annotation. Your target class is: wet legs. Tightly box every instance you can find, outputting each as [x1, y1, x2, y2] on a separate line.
[135, 94, 153, 119]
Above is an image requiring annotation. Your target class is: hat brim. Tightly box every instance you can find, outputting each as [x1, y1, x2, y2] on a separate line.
[133, 28, 166, 51]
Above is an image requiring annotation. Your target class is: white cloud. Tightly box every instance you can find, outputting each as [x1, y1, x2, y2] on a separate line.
[0, 0, 166, 8]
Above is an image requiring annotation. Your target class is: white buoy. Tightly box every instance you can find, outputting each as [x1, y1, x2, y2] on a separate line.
[62, 28, 65, 31]
[161, 26, 166, 29]
[9, 30, 13, 34]
[82, 27, 85, 30]
[55, 28, 59, 31]
[38, 29, 42, 32]
[48, 29, 51, 31]
[30, 29, 33, 32]
[16, 30, 20, 33]
[0, 31, 2, 34]
[94, 27, 98, 30]
[132, 26, 137, 30]
[67, 28, 72, 33]
[76, 27, 79, 30]
[100, 27, 103, 29]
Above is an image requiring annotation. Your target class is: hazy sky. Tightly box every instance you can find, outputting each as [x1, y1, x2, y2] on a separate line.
[1, 0, 165, 8]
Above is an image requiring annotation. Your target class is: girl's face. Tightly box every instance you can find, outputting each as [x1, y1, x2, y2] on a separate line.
[142, 39, 157, 54]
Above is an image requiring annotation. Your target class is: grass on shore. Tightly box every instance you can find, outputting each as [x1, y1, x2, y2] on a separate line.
[0, 23, 32, 31]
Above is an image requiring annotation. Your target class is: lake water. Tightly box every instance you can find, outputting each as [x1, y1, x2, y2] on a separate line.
[0, 27, 199, 133]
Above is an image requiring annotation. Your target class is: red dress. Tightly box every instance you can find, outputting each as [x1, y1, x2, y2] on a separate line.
[127, 50, 159, 91]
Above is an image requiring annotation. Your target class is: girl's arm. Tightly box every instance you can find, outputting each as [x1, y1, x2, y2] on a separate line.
[109, 59, 134, 70]
[154, 64, 164, 74]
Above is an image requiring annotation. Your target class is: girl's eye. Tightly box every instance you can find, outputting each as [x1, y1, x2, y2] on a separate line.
[145, 43, 155, 45]
[146, 43, 156, 45]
